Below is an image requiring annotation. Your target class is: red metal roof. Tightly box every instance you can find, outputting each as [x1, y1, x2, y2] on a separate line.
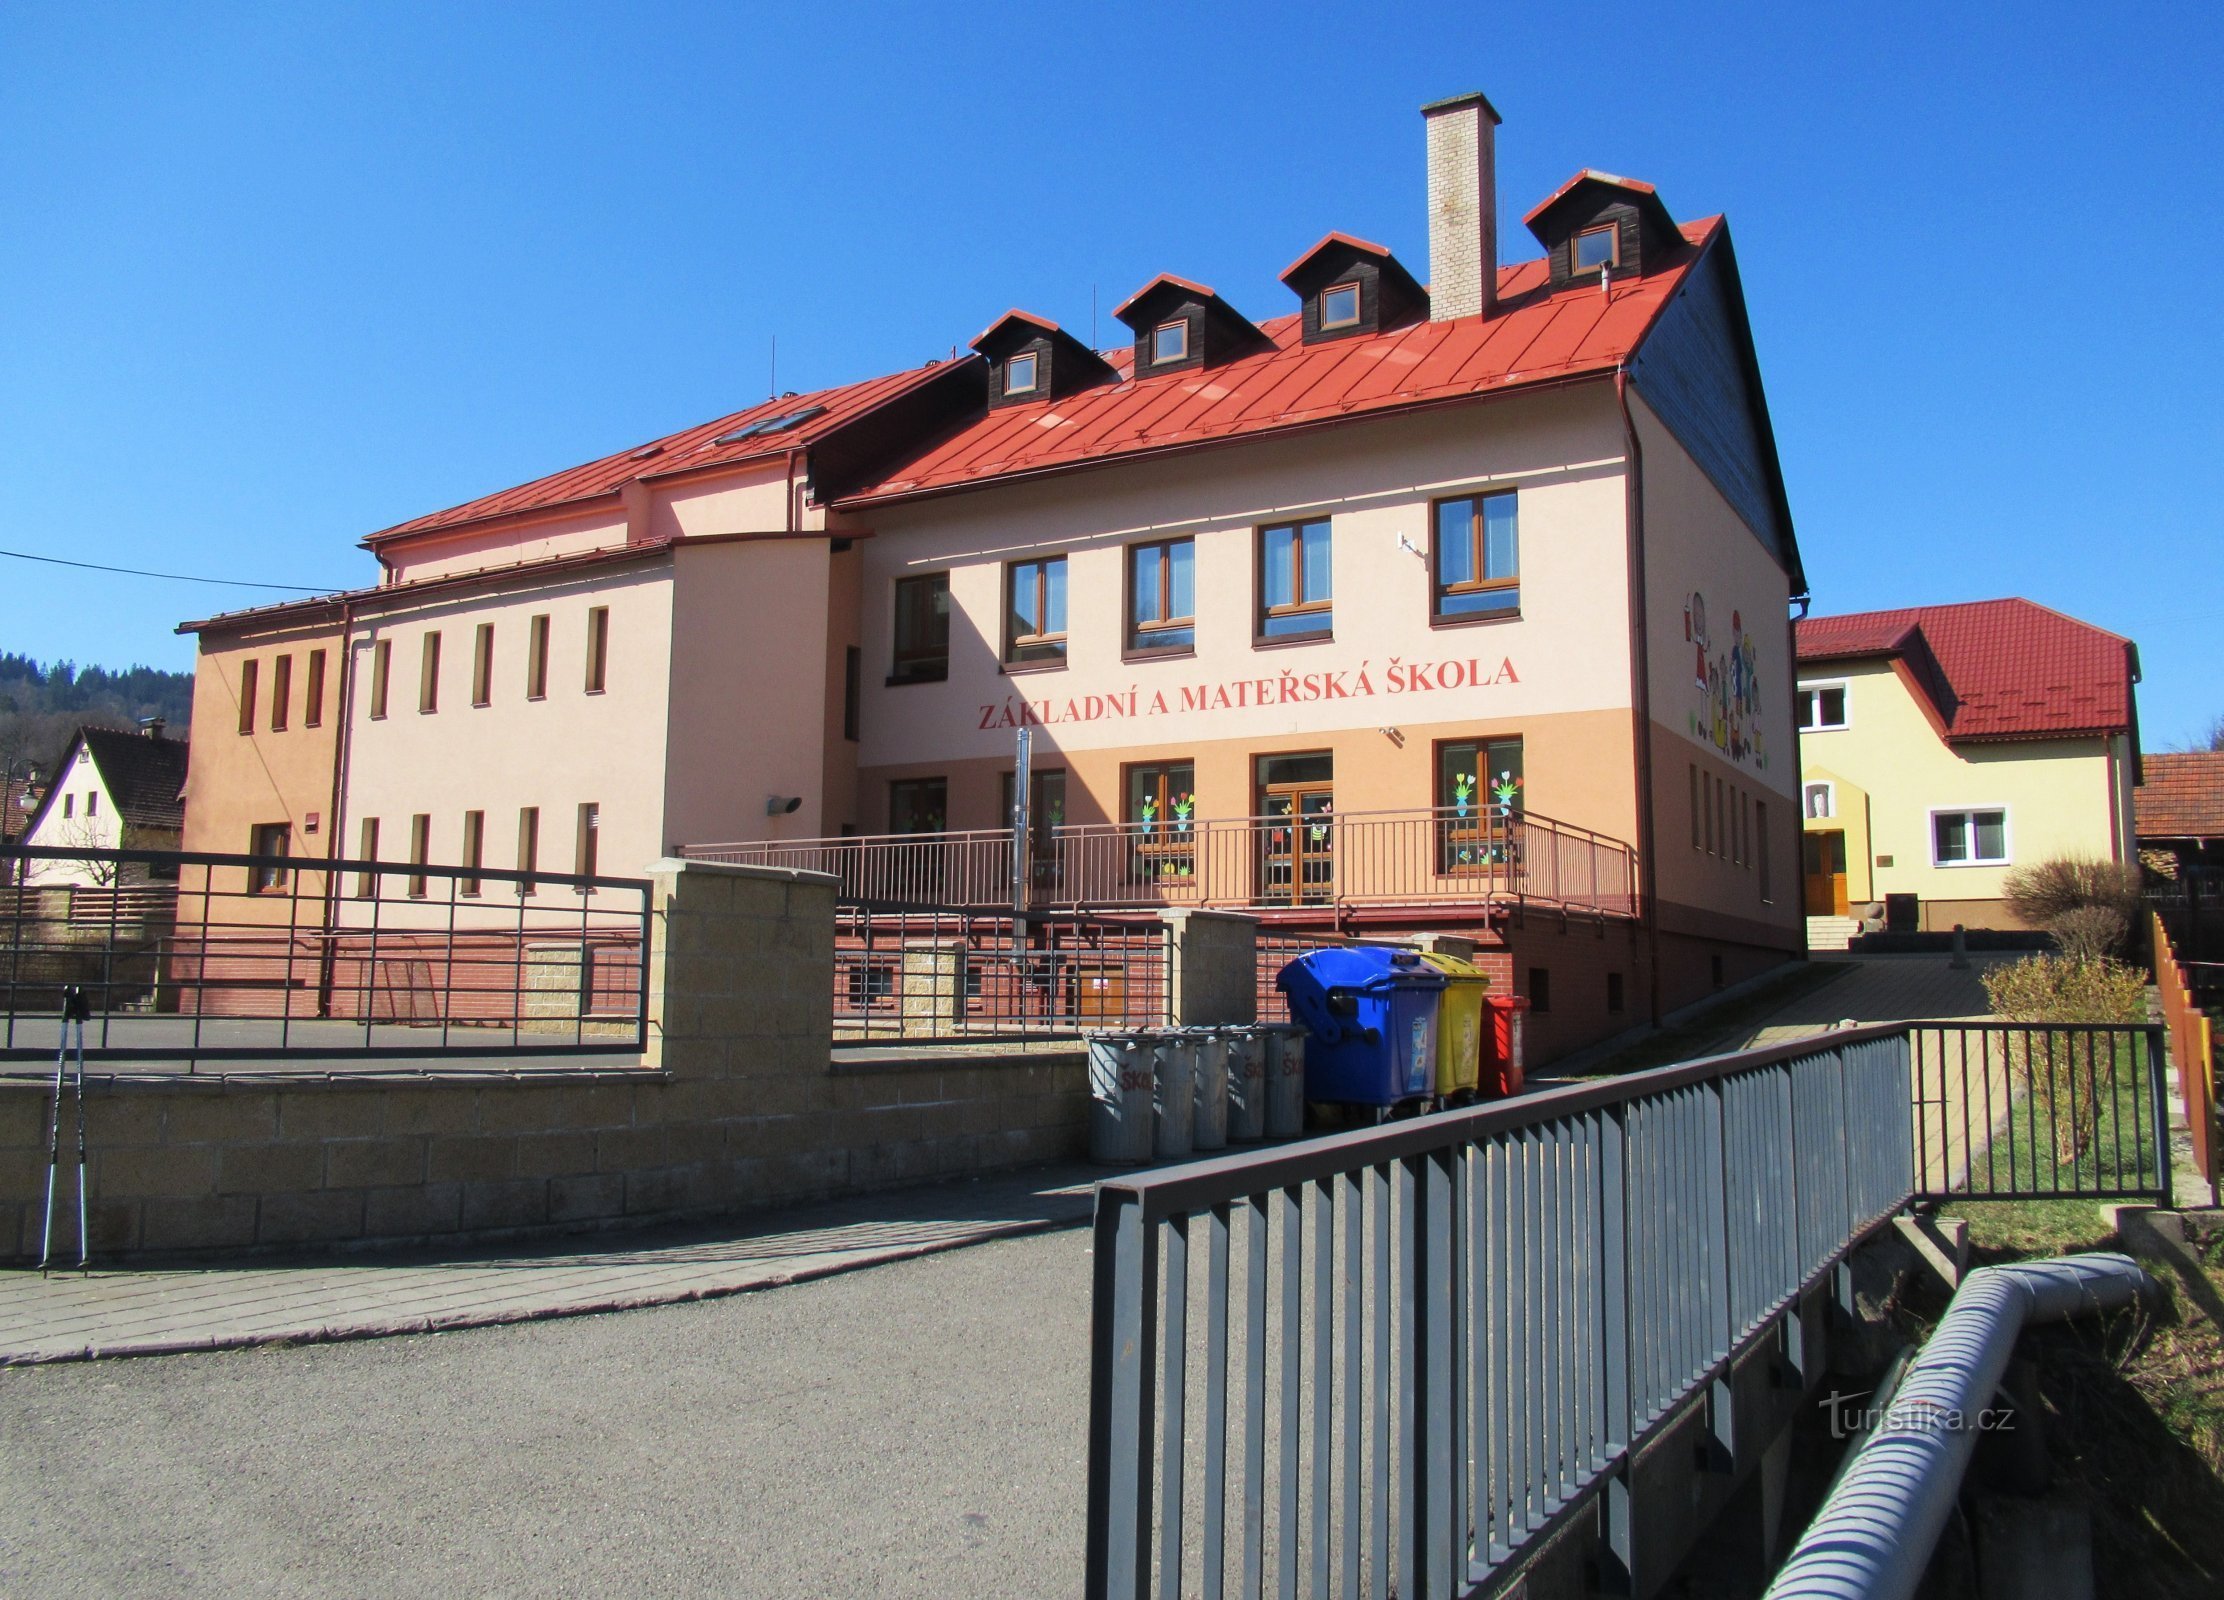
[365, 362, 963, 547]
[1796, 599, 2137, 743]
[834, 219, 1718, 507]
[1522, 169, 1658, 224]
[2136, 752, 2224, 840]
[1279, 231, 1395, 283]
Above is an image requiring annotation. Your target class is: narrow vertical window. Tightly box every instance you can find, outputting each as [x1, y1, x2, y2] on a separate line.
[516, 806, 540, 894]
[1432, 492, 1520, 619]
[419, 631, 441, 714]
[1258, 520, 1333, 640]
[575, 801, 600, 881]
[1127, 538, 1196, 653]
[247, 823, 291, 892]
[460, 809, 484, 897]
[1004, 556, 1068, 665]
[356, 817, 380, 899]
[1757, 803, 1772, 902]
[1689, 764, 1701, 850]
[304, 649, 326, 728]
[585, 607, 609, 693]
[369, 639, 391, 719]
[408, 813, 430, 899]
[891, 574, 951, 683]
[1740, 791, 1752, 869]
[843, 646, 861, 742]
[237, 658, 259, 734]
[527, 614, 550, 700]
[472, 623, 494, 707]
[269, 654, 292, 732]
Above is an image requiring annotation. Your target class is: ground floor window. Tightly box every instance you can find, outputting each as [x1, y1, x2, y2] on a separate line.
[1124, 761, 1196, 884]
[1256, 752, 1334, 906]
[1436, 736, 1523, 871]
[889, 778, 947, 836]
[1932, 807, 2008, 866]
[1001, 767, 1066, 887]
[248, 822, 291, 893]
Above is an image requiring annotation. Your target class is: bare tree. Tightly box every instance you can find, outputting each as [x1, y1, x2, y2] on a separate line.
[44, 817, 120, 886]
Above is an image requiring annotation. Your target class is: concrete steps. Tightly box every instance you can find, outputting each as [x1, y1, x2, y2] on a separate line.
[1805, 915, 1861, 952]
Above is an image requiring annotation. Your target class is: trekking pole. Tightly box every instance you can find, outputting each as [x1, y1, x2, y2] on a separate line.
[39, 985, 91, 1276]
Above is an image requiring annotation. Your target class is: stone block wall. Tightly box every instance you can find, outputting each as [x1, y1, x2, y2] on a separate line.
[0, 861, 1089, 1262]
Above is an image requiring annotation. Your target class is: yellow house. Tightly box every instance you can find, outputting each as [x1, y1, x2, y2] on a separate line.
[1792, 599, 2139, 942]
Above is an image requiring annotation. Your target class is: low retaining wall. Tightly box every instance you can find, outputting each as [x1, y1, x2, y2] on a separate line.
[1, 862, 1086, 1262]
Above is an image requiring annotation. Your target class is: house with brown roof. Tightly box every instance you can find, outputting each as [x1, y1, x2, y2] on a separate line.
[1792, 599, 2140, 942]
[17, 723, 190, 887]
[177, 90, 1809, 1059]
[2136, 751, 2224, 873]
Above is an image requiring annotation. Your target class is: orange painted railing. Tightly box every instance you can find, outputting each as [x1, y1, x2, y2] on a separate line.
[2153, 909, 2218, 1200]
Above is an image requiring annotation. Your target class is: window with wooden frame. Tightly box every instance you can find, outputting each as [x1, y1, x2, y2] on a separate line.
[1124, 761, 1197, 881]
[355, 817, 380, 899]
[472, 623, 494, 707]
[1573, 224, 1620, 273]
[460, 810, 484, 897]
[1004, 351, 1039, 395]
[575, 802, 600, 882]
[1004, 556, 1067, 666]
[526, 614, 550, 700]
[1258, 519, 1332, 641]
[408, 813, 430, 899]
[1319, 281, 1361, 330]
[1436, 736, 1523, 872]
[1000, 767, 1067, 885]
[1433, 492, 1519, 620]
[369, 639, 391, 719]
[1151, 320, 1189, 364]
[304, 650, 326, 728]
[237, 659, 259, 734]
[1127, 538, 1195, 654]
[269, 654, 292, 732]
[516, 806, 539, 895]
[888, 778, 947, 836]
[891, 573, 950, 684]
[248, 822, 290, 893]
[584, 607, 609, 694]
[418, 632, 441, 714]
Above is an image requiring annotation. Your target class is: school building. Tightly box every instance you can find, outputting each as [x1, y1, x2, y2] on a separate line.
[178, 90, 1808, 1061]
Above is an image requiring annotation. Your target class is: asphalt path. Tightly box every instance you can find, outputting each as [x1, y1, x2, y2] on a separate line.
[0, 1227, 1091, 1599]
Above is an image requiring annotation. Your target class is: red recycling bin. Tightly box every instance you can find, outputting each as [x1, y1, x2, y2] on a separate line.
[1481, 994, 1529, 1098]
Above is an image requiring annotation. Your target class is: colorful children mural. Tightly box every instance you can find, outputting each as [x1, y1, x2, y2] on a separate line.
[1684, 591, 1768, 771]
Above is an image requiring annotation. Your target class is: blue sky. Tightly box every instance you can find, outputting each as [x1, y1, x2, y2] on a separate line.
[2, 2, 2217, 744]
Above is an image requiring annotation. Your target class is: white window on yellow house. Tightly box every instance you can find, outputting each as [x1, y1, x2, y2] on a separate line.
[1796, 683, 1848, 731]
[1933, 808, 2008, 867]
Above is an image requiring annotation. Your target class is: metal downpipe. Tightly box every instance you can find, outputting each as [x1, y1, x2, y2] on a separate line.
[1762, 1253, 2154, 1600]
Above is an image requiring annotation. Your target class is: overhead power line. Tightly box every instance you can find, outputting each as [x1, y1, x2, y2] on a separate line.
[0, 547, 335, 594]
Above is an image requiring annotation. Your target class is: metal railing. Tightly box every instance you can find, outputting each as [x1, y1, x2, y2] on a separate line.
[833, 904, 1171, 1044]
[1084, 1019, 2168, 1600]
[3, 845, 651, 1068]
[688, 806, 1636, 921]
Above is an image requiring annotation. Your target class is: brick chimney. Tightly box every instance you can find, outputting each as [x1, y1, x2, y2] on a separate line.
[1422, 91, 1502, 322]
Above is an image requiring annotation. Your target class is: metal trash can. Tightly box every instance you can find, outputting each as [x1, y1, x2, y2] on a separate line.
[1085, 1031, 1155, 1164]
[1189, 1027, 1230, 1152]
[1223, 1025, 1268, 1143]
[1276, 946, 1446, 1110]
[1262, 1023, 1308, 1139]
[1150, 1030, 1195, 1160]
[1416, 951, 1488, 1103]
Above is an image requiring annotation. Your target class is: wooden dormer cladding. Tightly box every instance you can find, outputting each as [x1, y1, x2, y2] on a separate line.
[971, 311, 1117, 410]
[1523, 171, 1683, 290]
[1279, 232, 1428, 343]
[1112, 275, 1267, 376]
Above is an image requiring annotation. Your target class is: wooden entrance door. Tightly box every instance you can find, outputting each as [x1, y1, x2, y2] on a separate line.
[1260, 785, 1335, 905]
[1802, 830, 1849, 916]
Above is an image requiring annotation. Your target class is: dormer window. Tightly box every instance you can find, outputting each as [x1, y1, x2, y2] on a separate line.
[1005, 351, 1039, 395]
[1574, 225, 1619, 272]
[1319, 282, 1361, 330]
[970, 310, 1116, 411]
[1277, 233, 1425, 344]
[1152, 321, 1189, 364]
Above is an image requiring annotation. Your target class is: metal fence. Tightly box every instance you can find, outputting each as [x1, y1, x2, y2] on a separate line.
[833, 904, 1171, 1044]
[1084, 1019, 2168, 1600]
[2, 845, 651, 1068]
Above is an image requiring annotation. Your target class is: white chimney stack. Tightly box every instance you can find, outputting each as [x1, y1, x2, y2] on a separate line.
[1422, 91, 1502, 322]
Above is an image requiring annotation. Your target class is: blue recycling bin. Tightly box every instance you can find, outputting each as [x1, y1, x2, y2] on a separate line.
[1276, 946, 1446, 1109]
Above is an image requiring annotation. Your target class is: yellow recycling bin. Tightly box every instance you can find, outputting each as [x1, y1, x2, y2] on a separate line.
[1416, 952, 1489, 1101]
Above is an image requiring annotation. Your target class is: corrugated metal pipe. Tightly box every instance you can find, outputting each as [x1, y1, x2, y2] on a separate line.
[1762, 1253, 2154, 1600]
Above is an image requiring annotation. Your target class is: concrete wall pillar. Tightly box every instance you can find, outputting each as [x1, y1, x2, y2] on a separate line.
[1165, 909, 1259, 1025]
[897, 941, 965, 1039]
[641, 858, 838, 1079]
